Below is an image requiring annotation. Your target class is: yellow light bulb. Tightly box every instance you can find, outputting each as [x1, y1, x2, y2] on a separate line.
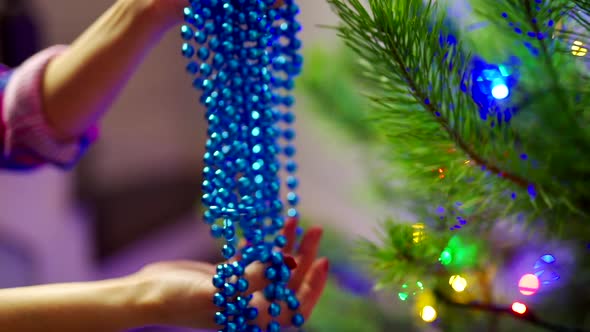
[412, 223, 425, 244]
[449, 275, 468, 292]
[572, 40, 588, 57]
[420, 306, 437, 322]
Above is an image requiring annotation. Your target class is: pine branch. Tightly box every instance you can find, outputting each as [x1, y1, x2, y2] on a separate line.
[434, 289, 590, 332]
[522, 0, 570, 109]
[325, 0, 544, 205]
[384, 37, 530, 189]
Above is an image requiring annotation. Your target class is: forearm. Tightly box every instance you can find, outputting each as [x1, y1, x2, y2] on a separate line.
[0, 277, 151, 332]
[42, 0, 175, 140]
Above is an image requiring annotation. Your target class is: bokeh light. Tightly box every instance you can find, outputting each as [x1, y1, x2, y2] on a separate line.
[518, 274, 540, 296]
[491, 81, 509, 99]
[449, 275, 468, 292]
[512, 302, 527, 315]
[420, 306, 438, 322]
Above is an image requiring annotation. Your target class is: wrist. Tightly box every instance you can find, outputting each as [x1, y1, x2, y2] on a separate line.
[89, 276, 158, 329]
[115, 274, 166, 327]
[118, 0, 185, 32]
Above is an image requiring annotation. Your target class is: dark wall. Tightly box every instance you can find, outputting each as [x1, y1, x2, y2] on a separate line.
[0, 0, 40, 66]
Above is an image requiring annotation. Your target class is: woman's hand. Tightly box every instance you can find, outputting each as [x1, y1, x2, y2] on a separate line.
[0, 219, 324, 332]
[123, 0, 287, 31]
[43, 0, 286, 141]
[129, 218, 329, 329]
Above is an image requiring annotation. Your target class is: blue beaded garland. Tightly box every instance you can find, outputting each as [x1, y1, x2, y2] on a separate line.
[181, 0, 304, 331]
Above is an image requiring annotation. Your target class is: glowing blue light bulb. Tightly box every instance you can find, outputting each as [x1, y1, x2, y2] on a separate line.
[491, 80, 509, 100]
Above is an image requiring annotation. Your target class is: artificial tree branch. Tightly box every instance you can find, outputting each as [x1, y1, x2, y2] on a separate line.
[433, 289, 590, 332]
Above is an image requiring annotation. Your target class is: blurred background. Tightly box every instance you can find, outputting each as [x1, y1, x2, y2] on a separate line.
[0, 0, 420, 331]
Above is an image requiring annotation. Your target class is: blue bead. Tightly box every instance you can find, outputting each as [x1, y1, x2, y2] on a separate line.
[211, 225, 224, 238]
[245, 307, 259, 320]
[267, 321, 281, 332]
[236, 296, 249, 309]
[223, 283, 237, 296]
[285, 160, 297, 173]
[194, 30, 207, 43]
[274, 284, 285, 300]
[247, 325, 262, 332]
[226, 322, 237, 332]
[222, 244, 236, 259]
[279, 265, 291, 282]
[287, 192, 299, 205]
[180, 25, 194, 40]
[284, 145, 296, 157]
[201, 7, 212, 18]
[213, 275, 225, 288]
[237, 278, 249, 292]
[283, 128, 296, 140]
[226, 303, 239, 315]
[270, 251, 283, 265]
[271, 217, 285, 229]
[264, 284, 276, 300]
[215, 312, 227, 325]
[183, 7, 195, 23]
[232, 261, 245, 276]
[224, 226, 235, 240]
[235, 316, 246, 327]
[292, 313, 305, 327]
[186, 62, 199, 74]
[192, 14, 205, 28]
[213, 292, 226, 306]
[287, 208, 298, 218]
[287, 295, 300, 310]
[268, 302, 281, 317]
[181, 43, 195, 58]
[274, 235, 287, 248]
[222, 263, 235, 277]
[200, 63, 213, 76]
[283, 112, 295, 123]
[197, 47, 210, 60]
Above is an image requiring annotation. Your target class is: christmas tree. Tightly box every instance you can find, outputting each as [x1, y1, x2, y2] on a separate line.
[302, 0, 590, 330]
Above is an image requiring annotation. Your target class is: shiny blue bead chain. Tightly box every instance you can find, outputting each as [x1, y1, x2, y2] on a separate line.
[180, 0, 303, 331]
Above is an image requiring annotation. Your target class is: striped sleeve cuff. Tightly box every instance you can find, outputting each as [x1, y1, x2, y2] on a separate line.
[2, 45, 99, 169]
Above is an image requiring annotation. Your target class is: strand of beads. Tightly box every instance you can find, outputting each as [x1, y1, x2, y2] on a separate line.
[181, 0, 303, 331]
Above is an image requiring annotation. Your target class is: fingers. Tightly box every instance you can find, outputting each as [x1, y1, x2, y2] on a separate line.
[248, 257, 329, 327]
[289, 227, 323, 290]
[282, 218, 298, 254]
[241, 255, 297, 295]
[296, 258, 329, 319]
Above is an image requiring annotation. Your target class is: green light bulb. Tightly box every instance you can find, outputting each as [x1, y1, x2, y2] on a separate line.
[439, 248, 453, 265]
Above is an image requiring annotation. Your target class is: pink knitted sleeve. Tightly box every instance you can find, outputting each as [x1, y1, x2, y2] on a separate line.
[1, 46, 99, 170]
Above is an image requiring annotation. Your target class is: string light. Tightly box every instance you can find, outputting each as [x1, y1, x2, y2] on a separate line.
[491, 80, 509, 100]
[518, 274, 540, 296]
[449, 275, 468, 292]
[420, 306, 438, 322]
[398, 281, 425, 301]
[412, 223, 425, 244]
[571, 40, 587, 57]
[512, 302, 527, 315]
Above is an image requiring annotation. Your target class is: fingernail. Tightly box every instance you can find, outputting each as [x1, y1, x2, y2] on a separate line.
[284, 255, 298, 270]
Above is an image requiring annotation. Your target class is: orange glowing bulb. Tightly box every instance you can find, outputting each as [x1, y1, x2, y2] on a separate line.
[518, 274, 540, 296]
[512, 302, 527, 315]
